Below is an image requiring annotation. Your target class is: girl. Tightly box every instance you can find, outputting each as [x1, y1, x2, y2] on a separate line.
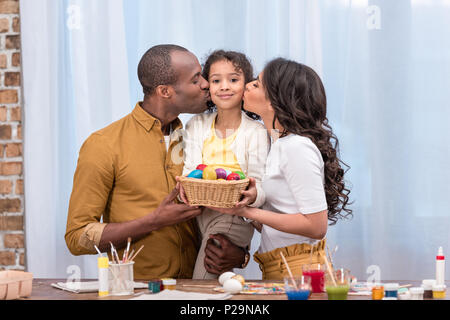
[180, 50, 270, 279]
[212, 58, 352, 280]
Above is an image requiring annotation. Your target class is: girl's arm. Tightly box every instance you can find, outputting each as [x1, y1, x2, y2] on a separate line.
[241, 207, 328, 240]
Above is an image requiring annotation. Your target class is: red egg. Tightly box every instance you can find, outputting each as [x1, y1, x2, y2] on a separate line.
[196, 164, 208, 171]
[226, 173, 241, 181]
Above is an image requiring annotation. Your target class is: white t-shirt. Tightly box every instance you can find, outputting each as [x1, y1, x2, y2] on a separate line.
[258, 134, 328, 253]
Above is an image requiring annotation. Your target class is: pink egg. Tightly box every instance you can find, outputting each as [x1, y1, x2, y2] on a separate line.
[215, 168, 227, 180]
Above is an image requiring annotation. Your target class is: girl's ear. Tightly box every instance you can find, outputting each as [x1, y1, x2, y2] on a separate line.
[155, 85, 173, 99]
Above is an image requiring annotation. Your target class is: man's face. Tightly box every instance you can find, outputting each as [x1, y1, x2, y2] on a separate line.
[170, 51, 210, 114]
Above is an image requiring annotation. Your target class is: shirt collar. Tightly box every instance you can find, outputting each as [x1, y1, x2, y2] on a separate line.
[132, 102, 183, 133]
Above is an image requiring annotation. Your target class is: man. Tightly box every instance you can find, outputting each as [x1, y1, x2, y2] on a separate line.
[65, 45, 248, 279]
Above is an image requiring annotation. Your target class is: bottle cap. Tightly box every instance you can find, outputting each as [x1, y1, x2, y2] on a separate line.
[410, 287, 424, 294]
[432, 284, 446, 291]
[162, 278, 177, 286]
[384, 283, 399, 290]
[98, 257, 109, 269]
[421, 279, 436, 290]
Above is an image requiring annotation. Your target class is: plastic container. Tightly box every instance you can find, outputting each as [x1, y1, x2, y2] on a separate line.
[384, 283, 399, 299]
[162, 278, 177, 290]
[422, 279, 436, 299]
[108, 261, 135, 296]
[0, 270, 33, 300]
[432, 284, 446, 299]
[409, 287, 424, 300]
[436, 247, 445, 285]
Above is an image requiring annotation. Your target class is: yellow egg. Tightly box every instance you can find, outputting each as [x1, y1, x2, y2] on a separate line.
[232, 274, 245, 286]
[202, 166, 217, 180]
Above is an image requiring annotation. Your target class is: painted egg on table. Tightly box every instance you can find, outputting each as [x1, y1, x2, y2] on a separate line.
[223, 278, 243, 294]
[202, 166, 217, 180]
[218, 271, 236, 285]
[215, 168, 227, 180]
[232, 274, 245, 286]
[233, 171, 246, 180]
[187, 169, 203, 179]
[196, 164, 208, 171]
[226, 173, 241, 181]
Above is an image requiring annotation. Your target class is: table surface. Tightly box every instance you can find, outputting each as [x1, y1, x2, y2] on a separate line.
[19, 279, 449, 300]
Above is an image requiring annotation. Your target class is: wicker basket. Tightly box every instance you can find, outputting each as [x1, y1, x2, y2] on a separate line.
[179, 176, 249, 208]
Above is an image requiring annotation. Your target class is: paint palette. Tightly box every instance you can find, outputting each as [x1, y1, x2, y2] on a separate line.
[215, 282, 285, 295]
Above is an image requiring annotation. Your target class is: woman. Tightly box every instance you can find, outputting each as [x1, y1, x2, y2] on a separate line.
[211, 58, 352, 280]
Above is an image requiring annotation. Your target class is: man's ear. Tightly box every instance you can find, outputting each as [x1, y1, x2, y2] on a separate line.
[155, 85, 173, 99]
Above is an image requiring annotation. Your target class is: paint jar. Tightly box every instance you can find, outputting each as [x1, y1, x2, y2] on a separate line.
[372, 284, 384, 300]
[384, 283, 399, 299]
[302, 264, 325, 293]
[108, 261, 135, 296]
[162, 278, 177, 290]
[284, 275, 312, 300]
[409, 287, 424, 300]
[432, 284, 446, 299]
[325, 268, 350, 300]
[421, 279, 436, 299]
[148, 279, 162, 293]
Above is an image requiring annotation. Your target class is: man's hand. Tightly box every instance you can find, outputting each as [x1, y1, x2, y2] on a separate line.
[204, 233, 246, 275]
[148, 187, 203, 230]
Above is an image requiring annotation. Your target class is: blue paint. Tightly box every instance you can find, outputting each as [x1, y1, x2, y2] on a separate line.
[385, 290, 398, 298]
[286, 289, 310, 300]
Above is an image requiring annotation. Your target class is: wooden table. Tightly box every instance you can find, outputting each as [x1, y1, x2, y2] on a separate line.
[20, 279, 449, 300]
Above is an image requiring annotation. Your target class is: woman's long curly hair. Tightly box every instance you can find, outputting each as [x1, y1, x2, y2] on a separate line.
[202, 50, 260, 120]
[262, 58, 352, 225]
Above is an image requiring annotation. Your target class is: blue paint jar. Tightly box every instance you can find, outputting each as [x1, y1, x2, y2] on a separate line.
[384, 283, 399, 299]
[286, 289, 311, 300]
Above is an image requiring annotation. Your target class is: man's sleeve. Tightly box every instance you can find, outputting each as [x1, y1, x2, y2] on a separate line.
[65, 133, 114, 255]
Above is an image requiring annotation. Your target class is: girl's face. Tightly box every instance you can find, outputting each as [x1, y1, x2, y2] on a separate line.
[243, 72, 272, 118]
[208, 60, 245, 110]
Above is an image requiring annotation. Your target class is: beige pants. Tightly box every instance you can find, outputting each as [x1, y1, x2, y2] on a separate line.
[192, 208, 254, 279]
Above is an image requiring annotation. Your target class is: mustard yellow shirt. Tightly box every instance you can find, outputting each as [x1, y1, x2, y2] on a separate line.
[65, 103, 199, 279]
[202, 118, 242, 173]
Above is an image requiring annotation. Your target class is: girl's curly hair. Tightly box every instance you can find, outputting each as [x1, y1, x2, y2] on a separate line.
[263, 58, 353, 225]
[202, 50, 260, 120]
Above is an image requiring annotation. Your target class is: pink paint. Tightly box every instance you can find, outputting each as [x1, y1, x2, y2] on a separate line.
[302, 270, 325, 293]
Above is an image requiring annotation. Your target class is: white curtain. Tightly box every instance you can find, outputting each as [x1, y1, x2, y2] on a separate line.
[21, 0, 450, 281]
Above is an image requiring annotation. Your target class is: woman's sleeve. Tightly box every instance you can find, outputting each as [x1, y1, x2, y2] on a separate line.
[247, 125, 270, 208]
[280, 139, 328, 214]
[182, 116, 204, 176]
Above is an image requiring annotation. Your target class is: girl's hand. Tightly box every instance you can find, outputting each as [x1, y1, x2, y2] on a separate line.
[235, 177, 257, 208]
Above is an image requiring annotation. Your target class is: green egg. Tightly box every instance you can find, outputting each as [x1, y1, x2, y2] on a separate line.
[234, 171, 246, 180]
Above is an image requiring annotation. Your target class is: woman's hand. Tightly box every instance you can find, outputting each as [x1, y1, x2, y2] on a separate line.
[175, 176, 190, 205]
[235, 177, 257, 208]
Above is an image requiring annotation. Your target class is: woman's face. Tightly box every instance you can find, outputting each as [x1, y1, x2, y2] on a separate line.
[243, 72, 272, 117]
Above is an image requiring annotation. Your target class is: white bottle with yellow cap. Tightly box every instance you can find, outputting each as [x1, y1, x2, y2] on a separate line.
[98, 257, 109, 297]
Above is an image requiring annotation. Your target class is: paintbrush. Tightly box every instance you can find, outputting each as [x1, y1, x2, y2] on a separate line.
[94, 245, 103, 256]
[110, 241, 121, 264]
[128, 245, 144, 262]
[123, 237, 131, 262]
[280, 251, 298, 291]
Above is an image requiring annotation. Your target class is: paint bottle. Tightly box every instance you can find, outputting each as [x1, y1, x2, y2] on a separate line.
[421, 279, 436, 299]
[162, 278, 177, 290]
[432, 284, 446, 299]
[97, 256, 109, 297]
[384, 283, 399, 299]
[409, 287, 424, 300]
[436, 247, 445, 285]
[371, 284, 384, 300]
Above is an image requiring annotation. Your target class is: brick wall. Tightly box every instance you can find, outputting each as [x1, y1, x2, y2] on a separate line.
[0, 0, 24, 271]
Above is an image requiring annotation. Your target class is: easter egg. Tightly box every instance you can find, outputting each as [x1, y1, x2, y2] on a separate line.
[202, 166, 217, 180]
[226, 173, 240, 181]
[231, 274, 245, 286]
[218, 271, 236, 285]
[196, 164, 207, 171]
[215, 168, 227, 180]
[187, 169, 203, 179]
[234, 171, 246, 180]
[223, 278, 243, 294]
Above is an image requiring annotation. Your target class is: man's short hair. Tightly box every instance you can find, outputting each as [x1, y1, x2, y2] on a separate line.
[138, 44, 189, 95]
